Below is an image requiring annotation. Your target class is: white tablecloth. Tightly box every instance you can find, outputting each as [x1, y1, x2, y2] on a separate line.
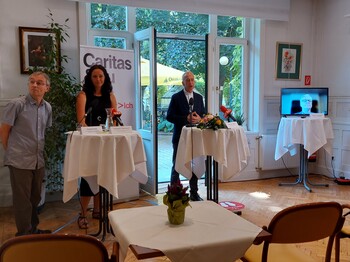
[108, 201, 261, 262]
[62, 131, 148, 203]
[275, 117, 334, 160]
[175, 126, 250, 181]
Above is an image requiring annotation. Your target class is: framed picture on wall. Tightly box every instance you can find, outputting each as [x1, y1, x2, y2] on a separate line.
[19, 26, 60, 74]
[275, 42, 302, 80]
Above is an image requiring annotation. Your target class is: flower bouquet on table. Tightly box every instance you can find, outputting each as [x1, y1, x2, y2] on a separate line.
[197, 113, 227, 130]
[163, 180, 191, 225]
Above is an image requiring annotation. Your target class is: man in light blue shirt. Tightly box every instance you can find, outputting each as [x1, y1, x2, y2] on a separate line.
[1, 71, 52, 236]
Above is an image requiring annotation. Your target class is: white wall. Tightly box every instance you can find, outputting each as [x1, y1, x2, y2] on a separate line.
[0, 0, 79, 99]
[313, 0, 350, 177]
[261, 0, 316, 135]
[261, 0, 350, 102]
[314, 0, 350, 93]
[263, 0, 315, 97]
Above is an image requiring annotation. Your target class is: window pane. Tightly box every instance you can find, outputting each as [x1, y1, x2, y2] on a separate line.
[94, 37, 126, 49]
[136, 9, 208, 35]
[91, 3, 126, 31]
[156, 38, 206, 112]
[217, 16, 244, 38]
[156, 38, 206, 86]
[219, 44, 243, 117]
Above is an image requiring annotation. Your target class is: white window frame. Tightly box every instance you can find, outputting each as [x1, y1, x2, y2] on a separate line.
[78, 3, 258, 131]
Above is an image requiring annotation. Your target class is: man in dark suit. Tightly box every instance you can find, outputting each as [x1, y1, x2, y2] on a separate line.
[166, 71, 206, 201]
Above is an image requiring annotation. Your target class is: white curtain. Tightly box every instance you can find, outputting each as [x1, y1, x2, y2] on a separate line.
[67, 0, 290, 21]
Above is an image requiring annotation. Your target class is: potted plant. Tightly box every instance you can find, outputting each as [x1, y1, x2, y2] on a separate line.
[233, 112, 246, 126]
[30, 10, 81, 192]
[163, 180, 191, 225]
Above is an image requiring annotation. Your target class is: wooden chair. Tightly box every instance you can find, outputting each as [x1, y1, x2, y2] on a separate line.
[241, 201, 344, 262]
[334, 204, 350, 262]
[0, 233, 118, 262]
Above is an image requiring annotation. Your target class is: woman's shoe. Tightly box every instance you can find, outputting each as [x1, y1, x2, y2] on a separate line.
[92, 210, 100, 219]
[77, 214, 88, 229]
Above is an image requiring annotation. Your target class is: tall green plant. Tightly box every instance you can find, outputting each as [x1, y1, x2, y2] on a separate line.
[31, 10, 81, 191]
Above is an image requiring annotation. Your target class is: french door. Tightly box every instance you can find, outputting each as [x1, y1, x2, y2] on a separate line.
[135, 28, 219, 195]
[134, 27, 158, 195]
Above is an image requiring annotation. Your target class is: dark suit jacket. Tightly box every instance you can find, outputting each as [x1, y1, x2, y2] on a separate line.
[166, 90, 206, 144]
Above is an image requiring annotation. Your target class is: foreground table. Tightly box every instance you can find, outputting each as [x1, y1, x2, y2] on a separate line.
[62, 131, 148, 240]
[275, 117, 334, 191]
[127, 229, 271, 260]
[175, 125, 250, 202]
[109, 201, 263, 262]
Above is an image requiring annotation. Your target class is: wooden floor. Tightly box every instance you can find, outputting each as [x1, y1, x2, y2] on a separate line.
[1, 174, 350, 261]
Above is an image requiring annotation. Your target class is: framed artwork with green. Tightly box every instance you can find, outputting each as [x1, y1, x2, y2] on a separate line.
[275, 42, 302, 80]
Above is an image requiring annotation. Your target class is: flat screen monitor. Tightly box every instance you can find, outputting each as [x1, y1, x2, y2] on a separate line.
[280, 87, 329, 116]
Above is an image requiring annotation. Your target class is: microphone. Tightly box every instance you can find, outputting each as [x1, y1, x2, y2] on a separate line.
[186, 97, 195, 127]
[71, 98, 100, 143]
[85, 106, 93, 116]
[220, 105, 236, 122]
[114, 116, 124, 126]
[77, 98, 99, 127]
[189, 97, 194, 112]
[111, 108, 124, 126]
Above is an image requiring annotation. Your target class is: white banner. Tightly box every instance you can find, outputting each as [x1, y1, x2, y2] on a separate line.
[80, 45, 135, 128]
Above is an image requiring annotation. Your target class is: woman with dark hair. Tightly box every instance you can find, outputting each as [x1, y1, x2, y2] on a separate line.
[76, 64, 117, 229]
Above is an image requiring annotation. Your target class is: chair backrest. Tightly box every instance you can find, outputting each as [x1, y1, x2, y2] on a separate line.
[263, 201, 344, 261]
[0, 233, 110, 262]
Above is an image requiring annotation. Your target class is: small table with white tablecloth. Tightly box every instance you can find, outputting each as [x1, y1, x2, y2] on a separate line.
[62, 130, 148, 239]
[175, 125, 250, 202]
[275, 117, 334, 191]
[109, 201, 263, 262]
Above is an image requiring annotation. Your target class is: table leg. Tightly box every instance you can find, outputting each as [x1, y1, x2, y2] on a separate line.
[206, 156, 212, 201]
[304, 151, 329, 188]
[300, 149, 311, 192]
[279, 145, 328, 191]
[279, 145, 311, 191]
[213, 160, 219, 203]
[205, 156, 219, 203]
[90, 186, 113, 241]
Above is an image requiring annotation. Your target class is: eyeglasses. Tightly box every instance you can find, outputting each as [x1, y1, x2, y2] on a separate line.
[29, 80, 47, 86]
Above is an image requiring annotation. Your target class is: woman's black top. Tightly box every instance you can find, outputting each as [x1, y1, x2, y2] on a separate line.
[85, 95, 111, 126]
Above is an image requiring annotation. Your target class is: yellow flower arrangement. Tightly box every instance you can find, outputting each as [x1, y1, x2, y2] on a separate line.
[197, 113, 227, 130]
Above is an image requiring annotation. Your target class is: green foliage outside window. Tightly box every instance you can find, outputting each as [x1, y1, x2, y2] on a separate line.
[91, 3, 126, 30]
[220, 44, 243, 114]
[94, 36, 125, 49]
[136, 9, 209, 36]
[156, 38, 206, 88]
[217, 16, 244, 38]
